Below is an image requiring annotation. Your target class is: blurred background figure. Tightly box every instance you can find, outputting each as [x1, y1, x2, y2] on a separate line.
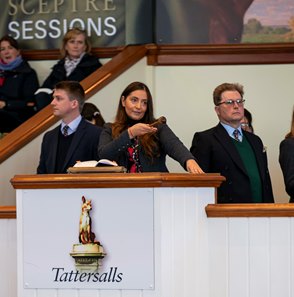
[81, 102, 105, 127]
[35, 27, 102, 111]
[279, 107, 294, 202]
[241, 108, 254, 133]
[0, 35, 39, 133]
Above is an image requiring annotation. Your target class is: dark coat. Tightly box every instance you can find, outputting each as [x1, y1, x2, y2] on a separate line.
[190, 123, 274, 203]
[41, 53, 102, 89]
[36, 54, 102, 110]
[279, 138, 294, 202]
[0, 60, 39, 128]
[98, 123, 195, 172]
[37, 118, 102, 174]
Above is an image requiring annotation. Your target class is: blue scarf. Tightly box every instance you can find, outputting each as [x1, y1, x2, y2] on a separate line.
[0, 55, 23, 71]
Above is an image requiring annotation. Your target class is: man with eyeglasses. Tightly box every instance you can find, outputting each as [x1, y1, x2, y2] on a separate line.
[190, 82, 274, 203]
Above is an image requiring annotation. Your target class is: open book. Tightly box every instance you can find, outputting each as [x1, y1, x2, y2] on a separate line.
[67, 159, 126, 173]
[73, 159, 118, 167]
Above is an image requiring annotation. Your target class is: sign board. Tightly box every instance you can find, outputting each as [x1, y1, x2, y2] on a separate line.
[1, 0, 126, 49]
[22, 187, 154, 289]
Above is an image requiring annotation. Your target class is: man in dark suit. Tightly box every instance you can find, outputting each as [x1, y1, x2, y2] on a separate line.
[37, 81, 102, 174]
[190, 82, 274, 203]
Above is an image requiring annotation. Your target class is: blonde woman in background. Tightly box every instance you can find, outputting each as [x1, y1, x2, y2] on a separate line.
[35, 27, 102, 110]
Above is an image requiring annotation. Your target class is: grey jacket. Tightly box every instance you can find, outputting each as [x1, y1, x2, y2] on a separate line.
[98, 123, 195, 172]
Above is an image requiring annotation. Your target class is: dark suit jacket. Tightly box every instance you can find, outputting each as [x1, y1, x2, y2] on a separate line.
[37, 118, 102, 174]
[279, 138, 294, 202]
[190, 123, 274, 203]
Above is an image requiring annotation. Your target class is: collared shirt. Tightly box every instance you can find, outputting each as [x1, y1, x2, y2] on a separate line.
[220, 122, 243, 142]
[61, 115, 82, 136]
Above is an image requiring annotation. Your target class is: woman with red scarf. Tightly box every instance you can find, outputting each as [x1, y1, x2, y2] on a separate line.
[0, 35, 39, 133]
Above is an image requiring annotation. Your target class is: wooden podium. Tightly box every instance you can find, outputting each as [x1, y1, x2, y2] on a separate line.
[11, 173, 224, 297]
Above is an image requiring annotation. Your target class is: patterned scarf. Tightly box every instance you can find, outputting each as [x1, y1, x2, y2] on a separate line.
[127, 137, 143, 173]
[64, 53, 85, 77]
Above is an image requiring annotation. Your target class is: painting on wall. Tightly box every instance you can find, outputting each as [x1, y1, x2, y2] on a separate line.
[156, 0, 294, 44]
[243, 0, 294, 43]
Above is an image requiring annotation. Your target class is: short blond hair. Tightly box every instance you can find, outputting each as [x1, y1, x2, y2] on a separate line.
[60, 27, 91, 58]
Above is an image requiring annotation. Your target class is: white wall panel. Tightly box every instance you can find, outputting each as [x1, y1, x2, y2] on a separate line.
[249, 219, 270, 297]
[0, 219, 17, 297]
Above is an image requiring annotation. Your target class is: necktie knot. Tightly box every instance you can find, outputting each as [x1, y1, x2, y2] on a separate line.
[63, 125, 69, 137]
[233, 129, 240, 142]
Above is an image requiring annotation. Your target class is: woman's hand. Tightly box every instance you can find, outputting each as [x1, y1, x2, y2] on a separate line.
[0, 101, 6, 109]
[128, 123, 157, 139]
[186, 159, 204, 174]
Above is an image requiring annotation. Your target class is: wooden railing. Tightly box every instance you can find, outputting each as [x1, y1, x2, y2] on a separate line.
[22, 43, 294, 65]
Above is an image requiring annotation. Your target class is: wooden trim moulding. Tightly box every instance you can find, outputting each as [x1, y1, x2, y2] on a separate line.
[10, 173, 225, 189]
[206, 203, 294, 217]
[0, 206, 16, 219]
[22, 47, 123, 60]
[146, 43, 294, 65]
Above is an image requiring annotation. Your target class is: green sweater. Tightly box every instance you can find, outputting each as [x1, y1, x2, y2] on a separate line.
[233, 136, 263, 202]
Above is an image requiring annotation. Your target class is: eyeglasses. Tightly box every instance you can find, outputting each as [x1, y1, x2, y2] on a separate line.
[217, 99, 245, 106]
[241, 123, 249, 127]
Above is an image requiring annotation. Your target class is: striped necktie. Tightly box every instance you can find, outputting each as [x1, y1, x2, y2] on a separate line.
[63, 125, 69, 137]
[233, 129, 240, 142]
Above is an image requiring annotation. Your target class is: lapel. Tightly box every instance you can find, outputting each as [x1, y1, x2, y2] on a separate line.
[61, 119, 87, 172]
[48, 126, 60, 173]
[214, 123, 248, 175]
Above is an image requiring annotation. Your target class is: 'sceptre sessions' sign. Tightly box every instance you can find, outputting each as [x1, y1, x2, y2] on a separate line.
[1, 0, 125, 49]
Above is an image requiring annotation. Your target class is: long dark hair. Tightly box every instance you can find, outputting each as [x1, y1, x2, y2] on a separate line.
[112, 81, 159, 159]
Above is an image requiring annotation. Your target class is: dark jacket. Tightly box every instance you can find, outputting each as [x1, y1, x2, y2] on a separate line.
[0, 60, 39, 128]
[42, 53, 102, 89]
[190, 123, 274, 203]
[98, 122, 195, 172]
[36, 54, 102, 110]
[37, 118, 102, 174]
[279, 138, 294, 202]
